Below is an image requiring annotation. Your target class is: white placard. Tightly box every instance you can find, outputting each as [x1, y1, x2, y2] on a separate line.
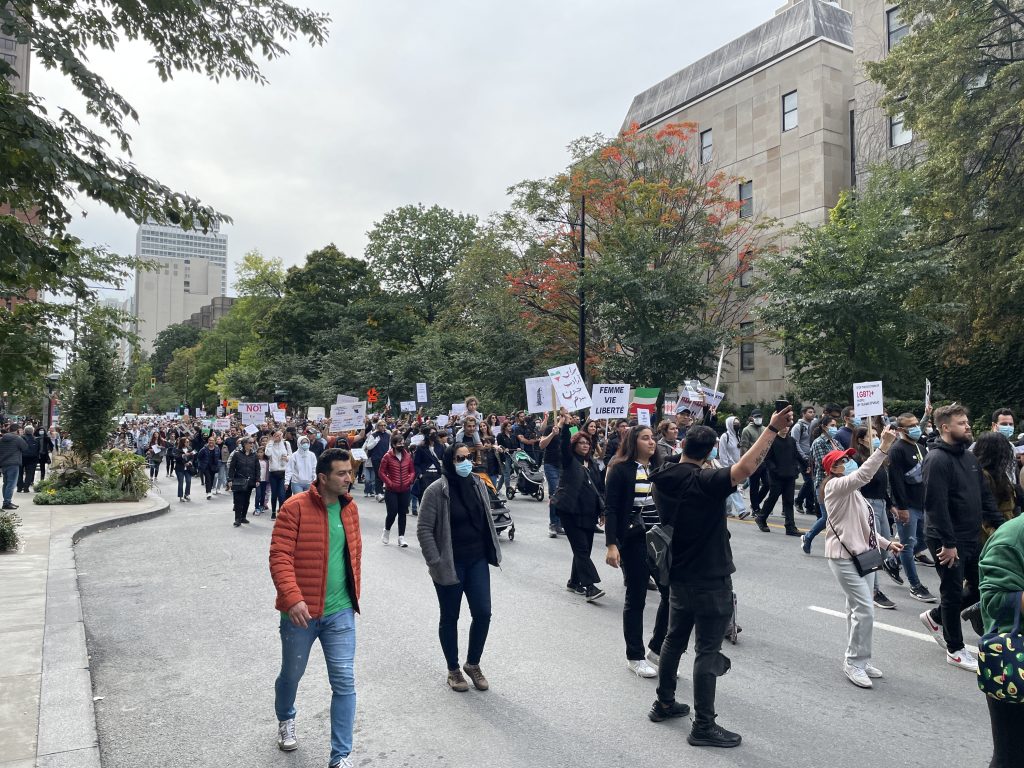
[590, 383, 630, 419]
[436, 415, 450, 427]
[853, 380, 885, 418]
[924, 378, 931, 410]
[195, 409, 206, 418]
[244, 424, 258, 435]
[676, 384, 705, 414]
[416, 382, 429, 403]
[451, 403, 467, 415]
[350, 448, 368, 461]
[307, 407, 326, 421]
[239, 411, 265, 426]
[525, 377, 555, 414]
[400, 401, 417, 413]
[637, 409, 651, 427]
[336, 394, 358, 405]
[214, 418, 231, 430]
[271, 409, 286, 422]
[239, 402, 268, 415]
[699, 386, 726, 409]
[548, 363, 593, 412]
[330, 402, 367, 433]
[663, 399, 677, 416]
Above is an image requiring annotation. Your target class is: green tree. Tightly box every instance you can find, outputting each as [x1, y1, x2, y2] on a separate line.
[150, 324, 203, 380]
[61, 320, 122, 460]
[365, 204, 479, 324]
[165, 346, 199, 409]
[754, 167, 950, 402]
[234, 249, 285, 298]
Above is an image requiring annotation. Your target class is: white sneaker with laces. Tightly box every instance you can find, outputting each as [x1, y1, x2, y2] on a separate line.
[381, 529, 390, 545]
[864, 664, 884, 679]
[277, 719, 297, 751]
[946, 647, 979, 672]
[627, 659, 658, 678]
[398, 536, 408, 548]
[843, 663, 872, 688]
[376, 493, 384, 502]
[919, 610, 947, 649]
[329, 757, 354, 768]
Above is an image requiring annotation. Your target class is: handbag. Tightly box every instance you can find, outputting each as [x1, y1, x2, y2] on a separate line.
[826, 499, 885, 577]
[978, 591, 1024, 703]
[646, 524, 673, 587]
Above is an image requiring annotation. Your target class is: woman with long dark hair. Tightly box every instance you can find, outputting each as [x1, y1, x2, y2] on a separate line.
[417, 443, 502, 693]
[172, 436, 195, 502]
[605, 425, 671, 678]
[550, 414, 606, 602]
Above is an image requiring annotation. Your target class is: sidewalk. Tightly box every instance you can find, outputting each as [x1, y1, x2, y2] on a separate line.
[0, 490, 170, 768]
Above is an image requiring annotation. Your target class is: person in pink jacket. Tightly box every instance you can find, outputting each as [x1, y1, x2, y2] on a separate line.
[378, 432, 415, 547]
[821, 425, 905, 689]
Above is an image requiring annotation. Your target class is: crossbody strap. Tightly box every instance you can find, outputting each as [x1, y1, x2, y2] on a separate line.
[825, 495, 878, 557]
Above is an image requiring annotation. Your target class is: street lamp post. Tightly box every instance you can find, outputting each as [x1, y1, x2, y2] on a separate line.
[43, 372, 60, 432]
[539, 195, 587, 382]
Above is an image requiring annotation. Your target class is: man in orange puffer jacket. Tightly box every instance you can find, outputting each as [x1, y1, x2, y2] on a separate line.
[269, 448, 362, 768]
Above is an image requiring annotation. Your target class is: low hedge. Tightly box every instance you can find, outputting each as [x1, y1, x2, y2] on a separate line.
[32, 449, 150, 506]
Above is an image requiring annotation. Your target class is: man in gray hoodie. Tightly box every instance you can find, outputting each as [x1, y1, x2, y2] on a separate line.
[0, 424, 28, 509]
[740, 411, 767, 516]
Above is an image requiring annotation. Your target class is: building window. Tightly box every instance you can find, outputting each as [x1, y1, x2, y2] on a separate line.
[699, 129, 713, 165]
[738, 181, 753, 218]
[887, 6, 910, 50]
[0, 52, 15, 65]
[782, 90, 798, 132]
[740, 322, 755, 371]
[0, 38, 16, 51]
[890, 113, 912, 147]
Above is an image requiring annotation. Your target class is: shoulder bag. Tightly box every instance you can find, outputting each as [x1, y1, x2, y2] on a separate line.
[826, 497, 884, 577]
[978, 591, 1024, 703]
[646, 524, 673, 587]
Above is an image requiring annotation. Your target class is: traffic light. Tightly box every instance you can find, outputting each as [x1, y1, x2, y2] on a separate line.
[150, 377, 156, 388]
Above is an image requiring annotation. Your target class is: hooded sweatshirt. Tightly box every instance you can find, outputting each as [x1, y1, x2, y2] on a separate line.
[923, 439, 1003, 551]
[719, 417, 742, 467]
[285, 440, 317, 486]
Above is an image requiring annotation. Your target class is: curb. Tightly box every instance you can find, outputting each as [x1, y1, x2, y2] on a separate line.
[35, 495, 171, 768]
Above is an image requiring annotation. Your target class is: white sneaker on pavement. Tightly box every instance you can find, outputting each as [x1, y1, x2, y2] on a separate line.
[627, 659, 658, 678]
[864, 664, 884, 679]
[919, 610, 947, 650]
[381, 529, 389, 544]
[376, 493, 384, 502]
[277, 719, 297, 751]
[398, 536, 408, 548]
[946, 647, 979, 672]
[329, 758, 354, 768]
[843, 663, 872, 688]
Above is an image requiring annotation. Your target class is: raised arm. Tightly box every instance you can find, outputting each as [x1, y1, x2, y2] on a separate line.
[730, 407, 793, 485]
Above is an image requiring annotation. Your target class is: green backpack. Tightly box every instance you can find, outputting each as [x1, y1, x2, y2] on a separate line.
[977, 591, 1024, 703]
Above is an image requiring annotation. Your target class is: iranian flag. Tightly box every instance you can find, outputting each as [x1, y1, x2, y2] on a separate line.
[629, 388, 660, 417]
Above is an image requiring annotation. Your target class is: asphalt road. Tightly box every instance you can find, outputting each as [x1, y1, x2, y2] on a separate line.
[76, 479, 994, 768]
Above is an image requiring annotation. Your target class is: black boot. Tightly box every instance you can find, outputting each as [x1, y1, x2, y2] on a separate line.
[961, 602, 984, 636]
[754, 516, 770, 532]
[688, 721, 742, 748]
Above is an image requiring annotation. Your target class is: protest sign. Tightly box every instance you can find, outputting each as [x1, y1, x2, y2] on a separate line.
[436, 415, 450, 427]
[637, 409, 651, 427]
[306, 407, 326, 421]
[271, 409, 286, 422]
[329, 401, 366, 433]
[350, 448, 368, 461]
[663, 398, 677, 416]
[676, 385, 705, 415]
[214, 418, 231, 431]
[336, 394, 358, 405]
[451, 403, 467, 415]
[239, 402, 269, 416]
[547, 363, 593, 412]
[590, 384, 630, 419]
[699, 386, 726, 409]
[853, 381, 884, 418]
[400, 401, 417, 413]
[525, 377, 555, 414]
[244, 424, 258, 436]
[239, 411, 265, 426]
[195, 409, 206, 418]
[416, 382, 429, 403]
[925, 378, 931, 410]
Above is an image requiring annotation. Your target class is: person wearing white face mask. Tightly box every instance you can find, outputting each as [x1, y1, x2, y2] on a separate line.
[887, 413, 937, 601]
[286, 437, 317, 495]
[740, 411, 768, 517]
[800, 414, 843, 554]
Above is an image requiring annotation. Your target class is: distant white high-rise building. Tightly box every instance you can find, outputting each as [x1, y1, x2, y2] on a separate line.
[133, 220, 229, 352]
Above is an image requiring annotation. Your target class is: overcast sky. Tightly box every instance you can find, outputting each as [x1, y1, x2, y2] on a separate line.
[34, 0, 779, 297]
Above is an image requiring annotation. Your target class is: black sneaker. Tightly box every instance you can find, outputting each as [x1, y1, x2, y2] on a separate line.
[755, 517, 770, 532]
[873, 590, 896, 609]
[240, 518, 250, 524]
[961, 602, 984, 636]
[555, 526, 566, 536]
[566, 580, 585, 595]
[784, 527, 804, 537]
[271, 512, 277, 520]
[882, 557, 904, 585]
[648, 700, 691, 722]
[688, 722, 742, 748]
[909, 584, 938, 603]
[2, 502, 17, 510]
[914, 552, 936, 567]
[583, 585, 605, 602]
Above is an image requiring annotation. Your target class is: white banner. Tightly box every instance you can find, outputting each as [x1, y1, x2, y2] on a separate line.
[239, 411, 265, 426]
[853, 380, 885, 418]
[213, 418, 231, 431]
[336, 394, 358, 405]
[699, 386, 726, 409]
[436, 414, 450, 427]
[239, 402, 268, 415]
[330, 402, 367, 433]
[451, 403, 467, 415]
[416, 382, 429, 403]
[525, 376, 554, 414]
[306, 407, 326, 421]
[271, 409, 286, 422]
[590, 383, 630, 419]
[637, 409, 651, 427]
[547, 363, 592, 412]
[244, 424, 259, 436]
[400, 401, 417, 413]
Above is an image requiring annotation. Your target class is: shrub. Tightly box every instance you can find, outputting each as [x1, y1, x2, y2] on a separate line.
[32, 450, 149, 505]
[0, 509, 21, 552]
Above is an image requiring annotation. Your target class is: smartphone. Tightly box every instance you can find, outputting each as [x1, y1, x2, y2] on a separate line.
[775, 399, 790, 413]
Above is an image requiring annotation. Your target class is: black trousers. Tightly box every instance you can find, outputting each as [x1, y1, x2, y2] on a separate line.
[203, 468, 216, 494]
[927, 538, 980, 653]
[621, 532, 670, 660]
[232, 487, 252, 523]
[562, 514, 600, 588]
[988, 695, 1024, 767]
[760, 476, 797, 527]
[657, 579, 734, 728]
[18, 460, 37, 492]
[384, 490, 411, 536]
[795, 467, 814, 510]
[748, 466, 768, 513]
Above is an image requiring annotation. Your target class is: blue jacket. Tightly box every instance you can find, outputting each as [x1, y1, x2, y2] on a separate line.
[197, 445, 221, 473]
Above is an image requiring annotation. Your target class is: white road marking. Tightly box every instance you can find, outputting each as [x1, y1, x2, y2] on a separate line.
[809, 606, 978, 654]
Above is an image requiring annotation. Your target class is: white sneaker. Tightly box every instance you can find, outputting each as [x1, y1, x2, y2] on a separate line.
[277, 719, 297, 751]
[627, 659, 658, 678]
[398, 536, 408, 548]
[206, 494, 212, 500]
[946, 647, 979, 672]
[843, 663, 872, 688]
[376, 494, 384, 502]
[329, 757, 354, 768]
[381, 529, 389, 544]
[919, 610, 947, 650]
[864, 664, 884, 679]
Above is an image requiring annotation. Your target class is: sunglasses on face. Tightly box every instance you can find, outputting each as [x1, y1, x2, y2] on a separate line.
[456, 454, 472, 461]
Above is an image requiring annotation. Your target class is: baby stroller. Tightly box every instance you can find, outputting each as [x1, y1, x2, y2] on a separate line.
[476, 470, 515, 541]
[507, 449, 545, 502]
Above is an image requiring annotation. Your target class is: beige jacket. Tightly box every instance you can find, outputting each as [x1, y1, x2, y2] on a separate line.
[823, 449, 893, 560]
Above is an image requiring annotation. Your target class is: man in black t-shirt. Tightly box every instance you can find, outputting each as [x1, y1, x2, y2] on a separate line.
[647, 407, 793, 749]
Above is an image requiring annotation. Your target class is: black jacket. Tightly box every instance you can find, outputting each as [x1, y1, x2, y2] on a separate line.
[227, 449, 259, 488]
[923, 439, 1002, 550]
[0, 433, 27, 467]
[20, 432, 41, 461]
[888, 437, 927, 510]
[604, 459, 640, 548]
[764, 435, 802, 481]
[551, 430, 605, 521]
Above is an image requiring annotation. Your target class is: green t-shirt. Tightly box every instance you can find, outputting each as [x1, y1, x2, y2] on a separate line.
[322, 500, 353, 616]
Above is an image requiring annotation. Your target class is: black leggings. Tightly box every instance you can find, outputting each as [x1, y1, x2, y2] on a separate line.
[562, 514, 600, 588]
[204, 468, 216, 494]
[384, 490, 411, 535]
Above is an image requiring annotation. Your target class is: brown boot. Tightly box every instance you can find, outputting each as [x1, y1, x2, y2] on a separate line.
[447, 669, 469, 692]
[462, 663, 489, 691]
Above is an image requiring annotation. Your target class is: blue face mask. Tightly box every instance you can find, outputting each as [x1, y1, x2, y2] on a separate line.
[998, 424, 1015, 439]
[843, 460, 859, 476]
[455, 459, 474, 477]
[827, 426, 839, 437]
[871, 437, 881, 449]
[709, 447, 718, 461]
[907, 426, 923, 440]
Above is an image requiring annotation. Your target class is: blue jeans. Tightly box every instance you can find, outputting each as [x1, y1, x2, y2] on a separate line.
[897, 506, 927, 587]
[805, 494, 828, 542]
[363, 465, 377, 496]
[433, 558, 492, 670]
[175, 468, 191, 499]
[542, 463, 561, 526]
[268, 472, 286, 514]
[255, 481, 268, 510]
[290, 481, 310, 495]
[497, 454, 512, 491]
[2, 464, 18, 504]
[275, 609, 356, 765]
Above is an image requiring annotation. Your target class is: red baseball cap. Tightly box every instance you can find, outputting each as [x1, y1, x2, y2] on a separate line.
[822, 448, 856, 475]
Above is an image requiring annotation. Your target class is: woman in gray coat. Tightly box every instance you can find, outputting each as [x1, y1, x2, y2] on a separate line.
[417, 443, 502, 693]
